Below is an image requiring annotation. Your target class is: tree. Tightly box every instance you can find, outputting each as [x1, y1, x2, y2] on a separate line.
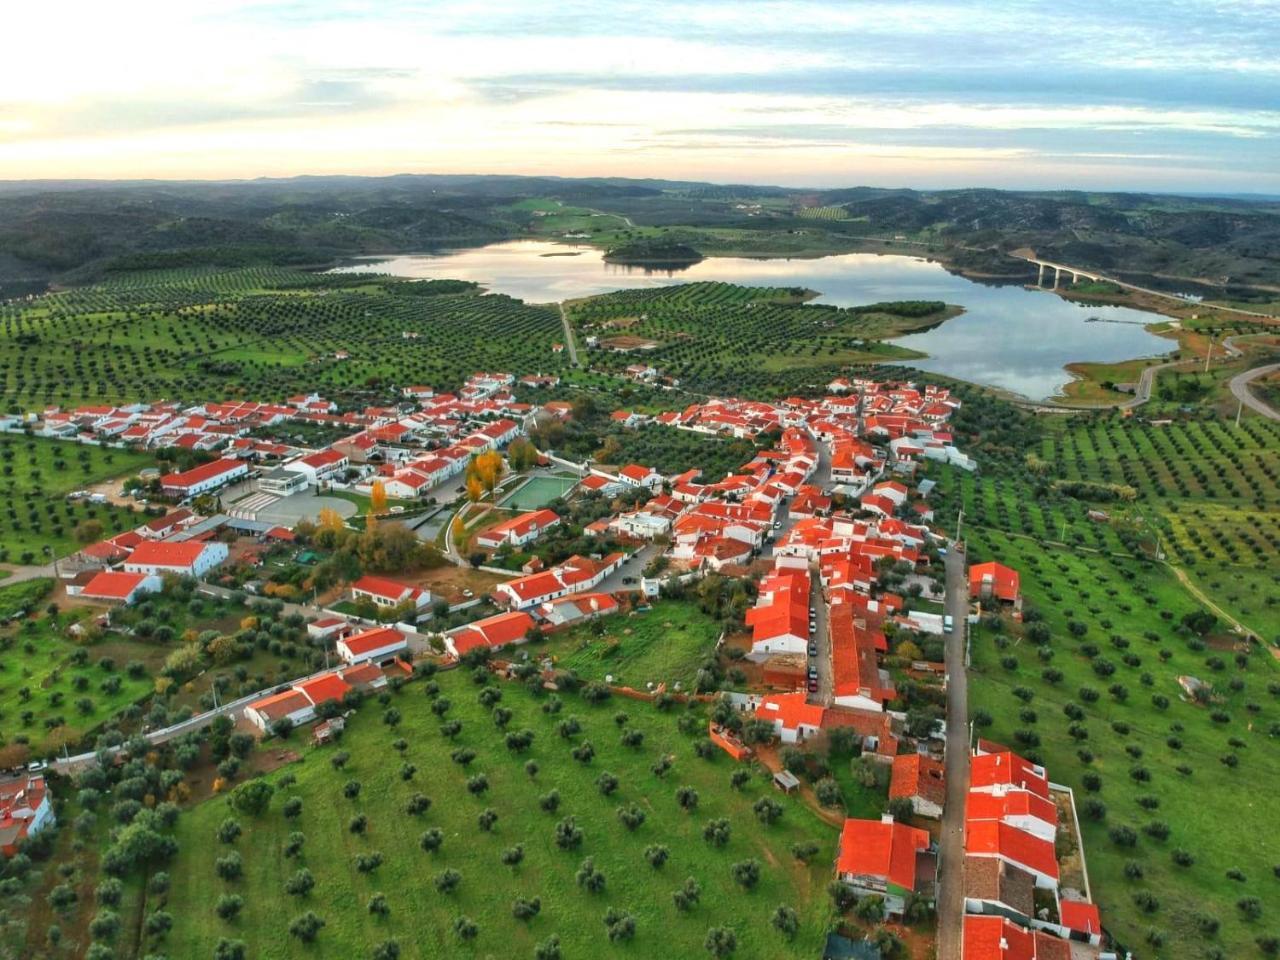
[855, 895, 885, 923]
[753, 796, 783, 825]
[535, 935, 562, 960]
[285, 868, 315, 897]
[705, 927, 737, 957]
[576, 857, 607, 893]
[216, 894, 244, 920]
[317, 507, 346, 535]
[673, 877, 701, 911]
[214, 939, 247, 960]
[435, 869, 462, 894]
[289, 911, 326, 942]
[370, 480, 388, 516]
[453, 915, 479, 941]
[230, 780, 274, 817]
[603, 908, 636, 942]
[770, 905, 799, 939]
[730, 859, 760, 890]
[645, 844, 669, 868]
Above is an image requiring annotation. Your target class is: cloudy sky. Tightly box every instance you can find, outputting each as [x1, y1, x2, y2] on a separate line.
[2, 1, 1277, 191]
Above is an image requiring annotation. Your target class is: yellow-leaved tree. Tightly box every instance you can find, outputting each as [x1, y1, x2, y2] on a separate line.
[317, 507, 346, 533]
[370, 480, 388, 516]
[465, 475, 485, 503]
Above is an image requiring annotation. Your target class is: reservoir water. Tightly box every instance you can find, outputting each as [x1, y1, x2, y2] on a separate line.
[331, 240, 1172, 401]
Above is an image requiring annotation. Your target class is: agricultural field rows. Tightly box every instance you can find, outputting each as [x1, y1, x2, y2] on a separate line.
[0, 267, 566, 407]
[568, 282, 948, 397]
[962, 529, 1280, 959]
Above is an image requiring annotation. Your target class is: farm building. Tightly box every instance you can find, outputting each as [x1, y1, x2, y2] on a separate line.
[123, 540, 228, 578]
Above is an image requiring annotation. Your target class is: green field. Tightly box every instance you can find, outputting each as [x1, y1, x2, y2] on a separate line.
[543, 601, 723, 689]
[0, 267, 567, 408]
[0, 435, 152, 562]
[962, 528, 1280, 958]
[161, 668, 838, 959]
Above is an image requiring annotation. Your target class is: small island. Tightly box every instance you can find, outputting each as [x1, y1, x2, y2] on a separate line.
[603, 238, 705, 268]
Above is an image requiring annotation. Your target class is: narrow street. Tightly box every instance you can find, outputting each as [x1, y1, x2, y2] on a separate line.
[810, 572, 832, 705]
[936, 547, 971, 960]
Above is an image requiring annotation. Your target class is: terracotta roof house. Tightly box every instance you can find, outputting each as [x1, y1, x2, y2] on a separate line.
[836, 814, 936, 917]
[476, 508, 561, 549]
[446, 610, 536, 658]
[336, 626, 409, 665]
[350, 575, 430, 611]
[617, 463, 663, 490]
[754, 693, 826, 744]
[744, 567, 810, 661]
[123, 540, 228, 578]
[79, 571, 161, 604]
[159, 457, 248, 497]
[969, 562, 1020, 604]
[961, 915, 1070, 960]
[889, 753, 946, 819]
[969, 750, 1050, 801]
[964, 820, 1059, 890]
[965, 786, 1058, 842]
[244, 689, 315, 732]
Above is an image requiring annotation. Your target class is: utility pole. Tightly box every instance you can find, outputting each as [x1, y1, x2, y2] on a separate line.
[1204, 336, 1214, 374]
[1235, 399, 1243, 428]
[955, 509, 964, 545]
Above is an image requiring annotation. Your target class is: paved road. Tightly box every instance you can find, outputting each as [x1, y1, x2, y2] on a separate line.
[936, 547, 971, 960]
[1229, 361, 1280, 421]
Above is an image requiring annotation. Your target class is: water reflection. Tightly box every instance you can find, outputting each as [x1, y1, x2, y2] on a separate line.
[330, 241, 1172, 401]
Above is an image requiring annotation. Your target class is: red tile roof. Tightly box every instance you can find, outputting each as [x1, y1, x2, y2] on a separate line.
[962, 915, 1069, 960]
[1059, 900, 1102, 937]
[837, 817, 931, 891]
[351, 575, 420, 603]
[755, 693, 825, 731]
[161, 457, 244, 489]
[125, 540, 212, 569]
[81, 571, 151, 601]
[969, 562, 1020, 602]
[964, 820, 1059, 881]
[965, 787, 1057, 831]
[296, 672, 352, 706]
[970, 751, 1049, 799]
[889, 754, 946, 807]
[341, 626, 407, 657]
[451, 611, 536, 656]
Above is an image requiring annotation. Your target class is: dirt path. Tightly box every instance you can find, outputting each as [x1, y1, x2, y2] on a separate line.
[1166, 564, 1258, 638]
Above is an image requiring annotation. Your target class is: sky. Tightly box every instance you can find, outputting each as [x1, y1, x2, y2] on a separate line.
[2, 1, 1278, 192]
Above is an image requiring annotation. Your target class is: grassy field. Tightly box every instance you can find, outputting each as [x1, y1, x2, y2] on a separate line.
[162, 667, 839, 959]
[0, 266, 567, 408]
[542, 600, 723, 689]
[962, 527, 1280, 958]
[0, 435, 151, 562]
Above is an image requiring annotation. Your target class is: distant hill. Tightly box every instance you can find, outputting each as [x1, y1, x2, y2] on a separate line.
[1, 174, 1278, 294]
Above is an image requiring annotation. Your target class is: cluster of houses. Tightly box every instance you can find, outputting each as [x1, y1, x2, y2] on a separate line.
[961, 743, 1105, 958]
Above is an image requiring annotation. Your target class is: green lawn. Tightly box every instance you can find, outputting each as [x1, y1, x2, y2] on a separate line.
[0, 435, 152, 562]
[964, 529, 1280, 958]
[499, 475, 580, 511]
[543, 601, 723, 689]
[162, 668, 838, 959]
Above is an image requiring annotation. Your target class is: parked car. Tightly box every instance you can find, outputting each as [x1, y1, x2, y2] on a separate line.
[807, 679, 819, 692]
[943, 614, 954, 634]
[808, 642, 818, 657]
[807, 665, 818, 680]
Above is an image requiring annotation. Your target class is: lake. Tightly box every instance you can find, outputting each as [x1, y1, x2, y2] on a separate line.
[330, 240, 1172, 400]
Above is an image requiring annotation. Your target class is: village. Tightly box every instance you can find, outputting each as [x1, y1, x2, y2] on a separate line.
[1, 370, 1116, 960]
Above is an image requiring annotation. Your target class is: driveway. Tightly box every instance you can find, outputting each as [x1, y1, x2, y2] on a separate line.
[936, 547, 971, 960]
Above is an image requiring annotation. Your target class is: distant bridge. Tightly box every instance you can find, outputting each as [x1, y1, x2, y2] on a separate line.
[1010, 250, 1275, 321]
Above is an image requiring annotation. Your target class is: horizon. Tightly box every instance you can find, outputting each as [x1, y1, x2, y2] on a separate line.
[2, 1, 1277, 192]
